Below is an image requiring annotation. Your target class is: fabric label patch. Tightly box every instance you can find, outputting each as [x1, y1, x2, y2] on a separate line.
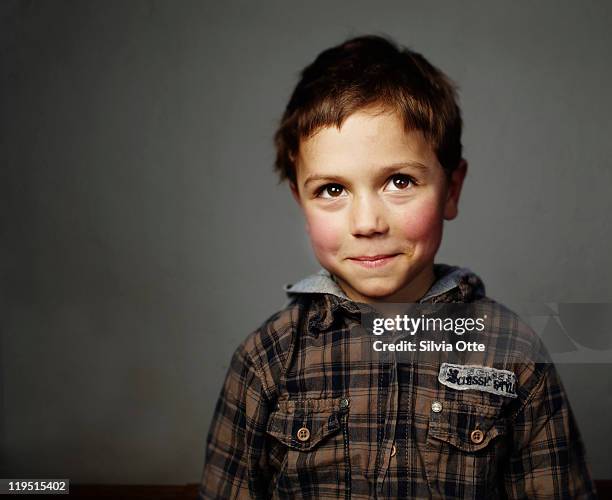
[438, 363, 518, 398]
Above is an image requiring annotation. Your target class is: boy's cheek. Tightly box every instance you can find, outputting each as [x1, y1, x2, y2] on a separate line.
[398, 199, 445, 241]
[305, 214, 344, 255]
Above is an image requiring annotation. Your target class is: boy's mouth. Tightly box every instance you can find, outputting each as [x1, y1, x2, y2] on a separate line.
[348, 254, 399, 268]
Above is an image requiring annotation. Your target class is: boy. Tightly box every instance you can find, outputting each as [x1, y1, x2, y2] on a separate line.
[199, 35, 596, 499]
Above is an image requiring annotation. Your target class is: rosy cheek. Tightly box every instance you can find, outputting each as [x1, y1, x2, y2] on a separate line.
[399, 198, 444, 243]
[305, 212, 343, 256]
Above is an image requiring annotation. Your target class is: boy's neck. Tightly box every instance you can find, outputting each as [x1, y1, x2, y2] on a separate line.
[334, 263, 437, 304]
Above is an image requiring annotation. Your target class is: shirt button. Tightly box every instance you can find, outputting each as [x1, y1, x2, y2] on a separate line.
[431, 400, 443, 413]
[296, 427, 310, 442]
[470, 429, 484, 444]
[340, 398, 350, 409]
[390, 444, 397, 457]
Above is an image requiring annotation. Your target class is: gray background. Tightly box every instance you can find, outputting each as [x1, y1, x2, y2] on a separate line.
[2, 0, 611, 484]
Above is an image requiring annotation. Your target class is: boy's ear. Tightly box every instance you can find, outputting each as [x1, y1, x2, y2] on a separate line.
[443, 159, 468, 221]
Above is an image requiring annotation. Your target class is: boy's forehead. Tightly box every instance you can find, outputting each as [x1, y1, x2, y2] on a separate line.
[295, 110, 440, 180]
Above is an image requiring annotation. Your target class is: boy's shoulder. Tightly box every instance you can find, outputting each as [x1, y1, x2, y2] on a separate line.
[235, 268, 350, 368]
[467, 296, 553, 382]
[232, 296, 310, 398]
[466, 295, 550, 358]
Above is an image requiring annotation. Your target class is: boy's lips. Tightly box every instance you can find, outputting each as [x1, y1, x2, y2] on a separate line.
[348, 254, 400, 268]
[350, 254, 399, 261]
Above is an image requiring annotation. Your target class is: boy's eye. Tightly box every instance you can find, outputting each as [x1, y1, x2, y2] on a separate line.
[318, 184, 346, 198]
[386, 174, 415, 191]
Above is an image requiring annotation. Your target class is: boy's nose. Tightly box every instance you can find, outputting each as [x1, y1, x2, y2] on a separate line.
[349, 194, 389, 237]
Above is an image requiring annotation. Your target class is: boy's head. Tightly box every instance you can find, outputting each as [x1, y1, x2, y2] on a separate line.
[274, 35, 468, 303]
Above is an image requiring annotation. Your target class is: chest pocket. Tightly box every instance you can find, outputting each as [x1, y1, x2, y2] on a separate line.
[266, 397, 350, 499]
[424, 400, 509, 499]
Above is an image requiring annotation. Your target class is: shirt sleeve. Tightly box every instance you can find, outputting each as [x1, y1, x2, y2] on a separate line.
[503, 363, 597, 499]
[198, 342, 273, 499]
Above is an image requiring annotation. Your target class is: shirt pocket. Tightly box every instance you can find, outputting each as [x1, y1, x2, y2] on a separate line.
[424, 400, 509, 499]
[266, 397, 350, 499]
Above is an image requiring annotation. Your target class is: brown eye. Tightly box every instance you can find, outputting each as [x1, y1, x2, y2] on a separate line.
[388, 174, 414, 191]
[319, 184, 345, 198]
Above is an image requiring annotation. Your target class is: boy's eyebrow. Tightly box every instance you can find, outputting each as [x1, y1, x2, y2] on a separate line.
[303, 161, 430, 187]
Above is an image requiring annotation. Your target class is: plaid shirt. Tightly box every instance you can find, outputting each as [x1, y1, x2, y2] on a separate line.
[199, 265, 596, 499]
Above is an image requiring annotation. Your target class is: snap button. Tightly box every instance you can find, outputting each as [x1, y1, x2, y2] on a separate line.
[470, 429, 484, 444]
[431, 400, 443, 413]
[339, 397, 350, 409]
[390, 444, 397, 457]
[296, 427, 310, 442]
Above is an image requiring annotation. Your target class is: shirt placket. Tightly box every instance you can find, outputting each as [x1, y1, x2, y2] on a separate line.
[375, 356, 399, 498]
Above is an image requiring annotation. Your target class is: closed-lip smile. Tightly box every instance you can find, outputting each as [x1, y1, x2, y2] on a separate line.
[350, 254, 398, 261]
[348, 254, 399, 268]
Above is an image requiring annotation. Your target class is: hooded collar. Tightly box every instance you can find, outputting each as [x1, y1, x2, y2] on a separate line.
[283, 264, 486, 332]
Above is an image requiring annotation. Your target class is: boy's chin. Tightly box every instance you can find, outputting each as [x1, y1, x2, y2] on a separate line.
[339, 278, 405, 302]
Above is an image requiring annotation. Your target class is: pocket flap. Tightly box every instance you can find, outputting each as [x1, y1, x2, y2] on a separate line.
[267, 397, 348, 451]
[427, 400, 506, 452]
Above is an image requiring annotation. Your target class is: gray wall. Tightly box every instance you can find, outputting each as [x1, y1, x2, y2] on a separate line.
[2, 0, 611, 484]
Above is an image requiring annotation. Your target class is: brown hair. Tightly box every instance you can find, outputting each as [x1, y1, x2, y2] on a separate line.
[273, 34, 463, 186]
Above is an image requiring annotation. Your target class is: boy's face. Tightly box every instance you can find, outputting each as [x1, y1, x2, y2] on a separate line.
[291, 107, 467, 303]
